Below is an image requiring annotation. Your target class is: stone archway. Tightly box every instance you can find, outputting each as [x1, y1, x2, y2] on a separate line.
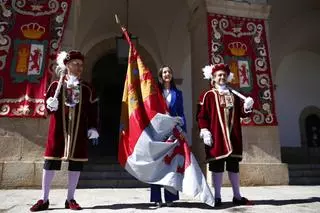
[82, 37, 158, 158]
[82, 37, 117, 83]
[78, 37, 159, 188]
[83, 37, 158, 82]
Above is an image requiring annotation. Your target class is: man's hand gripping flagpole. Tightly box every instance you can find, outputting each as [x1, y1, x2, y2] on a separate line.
[46, 52, 67, 112]
[227, 86, 254, 113]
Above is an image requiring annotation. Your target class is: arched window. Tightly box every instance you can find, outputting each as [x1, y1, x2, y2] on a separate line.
[299, 106, 320, 147]
[305, 114, 320, 147]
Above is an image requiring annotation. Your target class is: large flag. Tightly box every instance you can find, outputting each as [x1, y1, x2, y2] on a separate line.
[118, 28, 215, 207]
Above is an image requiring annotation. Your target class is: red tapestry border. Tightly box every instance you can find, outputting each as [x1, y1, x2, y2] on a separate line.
[207, 13, 277, 126]
[0, 0, 72, 117]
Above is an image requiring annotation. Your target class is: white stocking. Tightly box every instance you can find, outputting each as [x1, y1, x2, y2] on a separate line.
[67, 171, 81, 201]
[213, 172, 223, 199]
[42, 169, 55, 202]
[228, 172, 241, 199]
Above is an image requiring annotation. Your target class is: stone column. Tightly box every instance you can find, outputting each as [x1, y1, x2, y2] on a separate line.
[188, 0, 211, 176]
[61, 0, 81, 50]
[188, 0, 288, 186]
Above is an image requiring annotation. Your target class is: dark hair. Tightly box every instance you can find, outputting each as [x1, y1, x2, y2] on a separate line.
[157, 65, 176, 90]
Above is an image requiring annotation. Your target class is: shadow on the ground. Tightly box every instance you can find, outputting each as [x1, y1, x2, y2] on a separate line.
[86, 197, 320, 210]
[251, 197, 320, 206]
[47, 197, 320, 211]
[90, 202, 213, 210]
[212, 197, 320, 210]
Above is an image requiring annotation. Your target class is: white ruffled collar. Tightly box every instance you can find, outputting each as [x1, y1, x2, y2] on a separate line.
[214, 85, 230, 95]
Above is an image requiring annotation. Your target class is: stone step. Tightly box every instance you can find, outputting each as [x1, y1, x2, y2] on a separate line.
[288, 164, 320, 185]
[289, 177, 320, 185]
[78, 179, 149, 188]
[82, 163, 125, 172]
[289, 170, 320, 177]
[80, 171, 134, 180]
[79, 160, 144, 188]
[87, 156, 118, 164]
[288, 164, 320, 170]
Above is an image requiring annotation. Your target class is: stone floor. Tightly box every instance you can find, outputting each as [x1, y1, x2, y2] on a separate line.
[1, 185, 320, 212]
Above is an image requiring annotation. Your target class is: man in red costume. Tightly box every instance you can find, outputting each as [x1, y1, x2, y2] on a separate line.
[197, 63, 254, 207]
[30, 50, 99, 211]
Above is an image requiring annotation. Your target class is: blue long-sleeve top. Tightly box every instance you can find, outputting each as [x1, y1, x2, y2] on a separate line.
[164, 87, 187, 132]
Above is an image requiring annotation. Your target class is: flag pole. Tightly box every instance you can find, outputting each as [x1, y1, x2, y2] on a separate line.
[227, 86, 247, 100]
[115, 14, 132, 45]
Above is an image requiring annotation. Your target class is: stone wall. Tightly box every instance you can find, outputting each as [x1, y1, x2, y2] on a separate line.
[0, 118, 68, 188]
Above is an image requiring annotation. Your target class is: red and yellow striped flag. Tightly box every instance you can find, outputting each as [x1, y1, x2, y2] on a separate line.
[118, 43, 167, 167]
[117, 28, 214, 207]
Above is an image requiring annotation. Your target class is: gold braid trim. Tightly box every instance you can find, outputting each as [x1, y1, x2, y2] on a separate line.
[81, 83, 99, 103]
[206, 150, 233, 162]
[224, 93, 235, 152]
[62, 87, 68, 158]
[198, 90, 212, 105]
[224, 108, 232, 151]
[62, 85, 82, 160]
[71, 86, 82, 157]
[68, 108, 75, 158]
[230, 101, 235, 132]
[213, 90, 232, 153]
[230, 154, 242, 158]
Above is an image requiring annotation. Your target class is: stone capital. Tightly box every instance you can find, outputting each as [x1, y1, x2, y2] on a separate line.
[206, 0, 271, 19]
[188, 0, 271, 31]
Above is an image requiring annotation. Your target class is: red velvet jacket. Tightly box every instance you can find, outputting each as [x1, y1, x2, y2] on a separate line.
[44, 80, 98, 161]
[197, 89, 250, 162]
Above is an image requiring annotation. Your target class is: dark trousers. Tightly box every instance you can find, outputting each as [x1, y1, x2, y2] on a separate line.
[43, 159, 84, 171]
[208, 157, 240, 173]
[150, 184, 179, 203]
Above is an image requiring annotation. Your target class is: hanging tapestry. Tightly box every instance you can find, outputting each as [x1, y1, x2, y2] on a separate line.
[207, 13, 277, 126]
[0, 0, 72, 117]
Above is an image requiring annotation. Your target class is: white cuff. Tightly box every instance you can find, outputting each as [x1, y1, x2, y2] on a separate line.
[200, 128, 211, 138]
[87, 128, 99, 139]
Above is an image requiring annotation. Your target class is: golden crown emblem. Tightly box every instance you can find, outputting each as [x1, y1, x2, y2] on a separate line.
[21, 23, 45, 39]
[228, 42, 247, 57]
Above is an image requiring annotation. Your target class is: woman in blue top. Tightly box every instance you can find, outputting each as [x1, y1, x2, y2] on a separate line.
[150, 65, 187, 207]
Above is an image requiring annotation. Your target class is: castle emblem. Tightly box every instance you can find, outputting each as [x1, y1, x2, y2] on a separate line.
[226, 41, 253, 93]
[11, 23, 47, 83]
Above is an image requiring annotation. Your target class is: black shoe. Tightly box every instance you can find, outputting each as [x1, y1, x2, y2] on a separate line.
[166, 201, 174, 207]
[30, 199, 49, 212]
[154, 201, 163, 208]
[214, 198, 222, 207]
[232, 197, 253, 205]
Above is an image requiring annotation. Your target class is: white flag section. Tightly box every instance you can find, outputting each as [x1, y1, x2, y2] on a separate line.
[124, 113, 215, 207]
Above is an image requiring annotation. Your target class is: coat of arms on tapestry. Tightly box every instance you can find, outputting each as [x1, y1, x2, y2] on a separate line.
[207, 13, 277, 126]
